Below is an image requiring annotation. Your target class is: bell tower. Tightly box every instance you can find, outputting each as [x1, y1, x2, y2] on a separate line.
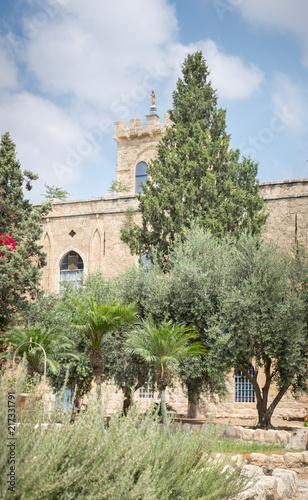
[113, 96, 171, 195]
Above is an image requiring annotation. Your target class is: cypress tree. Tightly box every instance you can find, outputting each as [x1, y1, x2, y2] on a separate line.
[0, 132, 50, 327]
[121, 51, 268, 266]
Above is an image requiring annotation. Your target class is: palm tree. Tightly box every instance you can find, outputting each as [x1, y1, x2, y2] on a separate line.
[1, 325, 79, 379]
[70, 296, 138, 403]
[125, 319, 206, 431]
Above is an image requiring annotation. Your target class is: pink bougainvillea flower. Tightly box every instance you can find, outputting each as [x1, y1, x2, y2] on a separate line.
[0, 233, 16, 258]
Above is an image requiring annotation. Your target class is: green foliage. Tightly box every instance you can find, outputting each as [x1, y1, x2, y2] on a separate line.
[150, 401, 176, 418]
[69, 296, 138, 351]
[24, 291, 94, 403]
[101, 327, 150, 413]
[121, 52, 267, 267]
[0, 132, 51, 326]
[124, 206, 135, 217]
[40, 183, 70, 200]
[19, 292, 60, 330]
[45, 328, 93, 402]
[1, 325, 79, 377]
[83, 273, 151, 410]
[55, 277, 146, 413]
[115, 228, 232, 408]
[114, 263, 172, 323]
[165, 225, 233, 402]
[108, 179, 129, 193]
[82, 271, 118, 305]
[125, 319, 206, 427]
[210, 233, 308, 428]
[117, 226, 308, 425]
[66, 294, 138, 414]
[0, 371, 246, 499]
[125, 319, 206, 389]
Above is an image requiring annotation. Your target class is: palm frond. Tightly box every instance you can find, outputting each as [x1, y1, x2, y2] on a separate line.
[125, 319, 206, 382]
[69, 295, 138, 349]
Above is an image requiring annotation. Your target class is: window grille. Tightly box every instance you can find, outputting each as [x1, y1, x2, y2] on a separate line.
[138, 382, 154, 399]
[60, 251, 83, 288]
[234, 364, 255, 402]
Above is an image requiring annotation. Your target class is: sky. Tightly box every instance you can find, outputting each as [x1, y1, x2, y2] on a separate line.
[1, 0, 308, 203]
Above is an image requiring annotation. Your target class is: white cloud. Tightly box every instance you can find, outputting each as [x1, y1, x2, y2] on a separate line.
[271, 72, 308, 133]
[23, 1, 261, 109]
[0, 46, 19, 94]
[199, 40, 263, 100]
[235, 0, 308, 66]
[0, 91, 88, 198]
[23, 0, 178, 109]
[163, 40, 264, 101]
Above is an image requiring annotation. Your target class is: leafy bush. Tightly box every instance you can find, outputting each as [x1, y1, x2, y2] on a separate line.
[0, 369, 247, 499]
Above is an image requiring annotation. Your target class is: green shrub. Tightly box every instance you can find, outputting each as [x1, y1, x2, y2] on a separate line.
[0, 369, 247, 499]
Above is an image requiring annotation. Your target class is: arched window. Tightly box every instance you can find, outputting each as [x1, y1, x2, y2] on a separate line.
[234, 364, 255, 402]
[135, 161, 148, 194]
[60, 251, 84, 286]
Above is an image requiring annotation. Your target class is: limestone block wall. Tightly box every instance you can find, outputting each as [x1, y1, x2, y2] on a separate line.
[37, 194, 140, 293]
[98, 383, 188, 416]
[260, 179, 308, 249]
[114, 113, 172, 194]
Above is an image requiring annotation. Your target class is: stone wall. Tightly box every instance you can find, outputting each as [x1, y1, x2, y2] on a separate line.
[260, 179, 308, 249]
[114, 113, 172, 194]
[37, 193, 140, 293]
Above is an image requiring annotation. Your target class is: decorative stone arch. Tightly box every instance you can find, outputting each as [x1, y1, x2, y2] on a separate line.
[90, 228, 102, 271]
[55, 246, 87, 292]
[42, 231, 51, 252]
[42, 232, 52, 289]
[41, 229, 55, 253]
[135, 144, 157, 166]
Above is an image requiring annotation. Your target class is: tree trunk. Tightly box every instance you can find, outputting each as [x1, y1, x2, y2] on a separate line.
[256, 398, 273, 429]
[121, 381, 145, 416]
[95, 373, 106, 433]
[256, 388, 287, 429]
[90, 349, 104, 376]
[160, 388, 170, 437]
[90, 349, 105, 432]
[242, 363, 287, 430]
[70, 393, 82, 424]
[186, 381, 203, 418]
[122, 387, 131, 417]
[187, 395, 203, 419]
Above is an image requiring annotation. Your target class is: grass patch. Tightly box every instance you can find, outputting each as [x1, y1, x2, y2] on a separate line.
[216, 439, 287, 455]
[215, 439, 305, 455]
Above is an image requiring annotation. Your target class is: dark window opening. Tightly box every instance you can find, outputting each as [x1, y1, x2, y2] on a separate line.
[60, 251, 83, 287]
[135, 161, 148, 194]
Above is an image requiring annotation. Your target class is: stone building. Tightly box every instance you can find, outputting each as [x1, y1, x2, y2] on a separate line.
[37, 109, 308, 423]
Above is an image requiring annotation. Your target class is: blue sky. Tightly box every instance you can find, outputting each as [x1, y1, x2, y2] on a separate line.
[1, 0, 308, 202]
